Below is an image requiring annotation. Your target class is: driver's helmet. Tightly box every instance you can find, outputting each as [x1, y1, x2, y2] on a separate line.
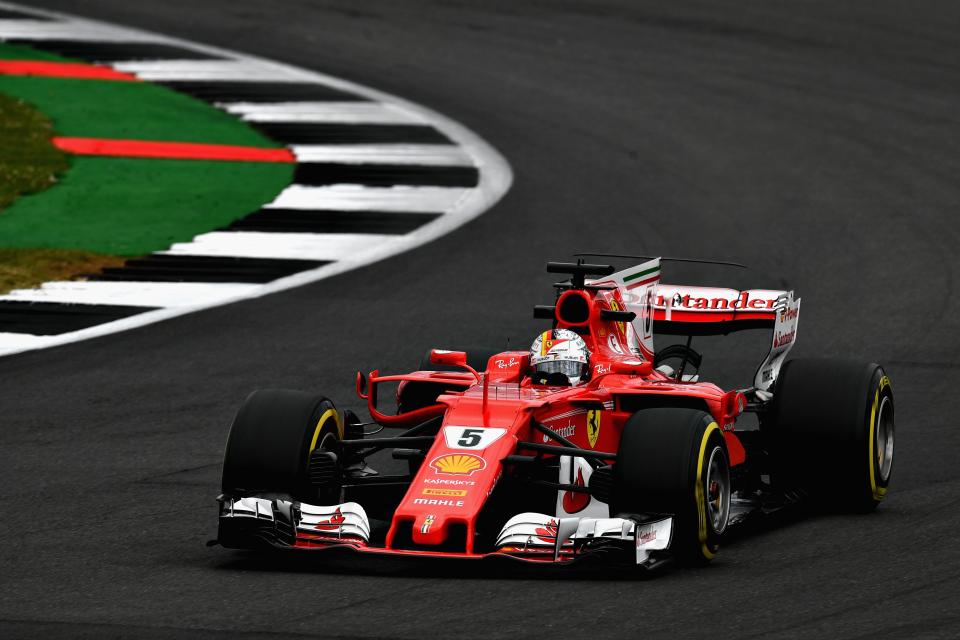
[529, 328, 590, 385]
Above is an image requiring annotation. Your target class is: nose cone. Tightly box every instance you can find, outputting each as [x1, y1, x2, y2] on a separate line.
[389, 424, 514, 553]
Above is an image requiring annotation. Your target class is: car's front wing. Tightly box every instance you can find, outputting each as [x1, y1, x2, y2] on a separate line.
[216, 496, 674, 570]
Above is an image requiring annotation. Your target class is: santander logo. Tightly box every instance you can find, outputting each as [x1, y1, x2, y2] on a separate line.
[773, 329, 796, 348]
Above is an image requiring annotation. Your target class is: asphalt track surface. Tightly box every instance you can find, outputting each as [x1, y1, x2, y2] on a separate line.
[2, 1, 959, 638]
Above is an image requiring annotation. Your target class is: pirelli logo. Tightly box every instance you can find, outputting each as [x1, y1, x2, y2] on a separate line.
[422, 488, 468, 497]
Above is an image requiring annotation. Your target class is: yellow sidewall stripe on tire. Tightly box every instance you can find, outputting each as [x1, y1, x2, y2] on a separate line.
[309, 408, 341, 457]
[868, 376, 891, 501]
[695, 421, 721, 560]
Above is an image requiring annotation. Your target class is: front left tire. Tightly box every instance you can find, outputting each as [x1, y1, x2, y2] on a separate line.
[220, 389, 341, 503]
[612, 407, 731, 565]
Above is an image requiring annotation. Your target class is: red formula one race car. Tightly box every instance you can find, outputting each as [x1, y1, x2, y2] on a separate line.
[215, 259, 894, 570]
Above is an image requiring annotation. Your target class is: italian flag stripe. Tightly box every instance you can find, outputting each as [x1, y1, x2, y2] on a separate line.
[623, 265, 660, 283]
[626, 274, 660, 289]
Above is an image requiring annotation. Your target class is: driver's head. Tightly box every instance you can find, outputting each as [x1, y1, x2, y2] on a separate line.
[529, 328, 590, 385]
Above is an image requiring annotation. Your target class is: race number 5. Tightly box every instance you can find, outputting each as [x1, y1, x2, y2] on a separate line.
[458, 428, 483, 447]
[443, 426, 507, 450]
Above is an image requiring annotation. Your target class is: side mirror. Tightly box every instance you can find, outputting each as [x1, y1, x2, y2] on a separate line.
[610, 359, 653, 376]
[355, 370, 368, 399]
[429, 349, 468, 367]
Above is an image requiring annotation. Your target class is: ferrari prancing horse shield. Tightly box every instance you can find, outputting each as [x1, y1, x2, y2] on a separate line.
[587, 410, 601, 448]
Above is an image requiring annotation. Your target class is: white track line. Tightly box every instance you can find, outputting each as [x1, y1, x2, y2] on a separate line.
[0, 332, 45, 349]
[0, 19, 154, 41]
[0, 1, 512, 354]
[291, 144, 473, 166]
[111, 59, 308, 82]
[265, 185, 469, 212]
[0, 281, 261, 307]
[222, 102, 426, 125]
[162, 232, 399, 261]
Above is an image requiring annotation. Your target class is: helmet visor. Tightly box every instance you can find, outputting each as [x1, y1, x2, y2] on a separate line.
[536, 359, 585, 382]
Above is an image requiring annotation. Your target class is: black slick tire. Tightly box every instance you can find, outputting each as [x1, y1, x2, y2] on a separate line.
[613, 408, 731, 565]
[766, 358, 894, 511]
[221, 389, 341, 502]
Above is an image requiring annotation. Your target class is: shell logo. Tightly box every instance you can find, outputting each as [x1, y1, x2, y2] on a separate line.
[430, 453, 486, 476]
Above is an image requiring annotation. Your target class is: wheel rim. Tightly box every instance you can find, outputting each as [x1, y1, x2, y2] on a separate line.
[706, 446, 731, 534]
[307, 431, 337, 465]
[318, 432, 336, 452]
[875, 395, 894, 483]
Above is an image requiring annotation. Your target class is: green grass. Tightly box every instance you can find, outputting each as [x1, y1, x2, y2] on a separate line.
[0, 40, 294, 259]
[0, 91, 69, 210]
[0, 90, 124, 294]
[0, 41, 281, 146]
[0, 76, 284, 146]
[0, 156, 292, 255]
[0, 41, 74, 62]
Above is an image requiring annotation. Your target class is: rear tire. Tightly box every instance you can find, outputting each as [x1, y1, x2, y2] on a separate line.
[765, 358, 894, 511]
[221, 389, 341, 503]
[613, 408, 731, 565]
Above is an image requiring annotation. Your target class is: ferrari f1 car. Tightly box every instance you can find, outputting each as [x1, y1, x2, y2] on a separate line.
[215, 258, 894, 569]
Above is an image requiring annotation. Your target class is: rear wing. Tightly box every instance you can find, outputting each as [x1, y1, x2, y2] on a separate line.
[591, 260, 800, 391]
[654, 285, 790, 333]
[654, 284, 800, 390]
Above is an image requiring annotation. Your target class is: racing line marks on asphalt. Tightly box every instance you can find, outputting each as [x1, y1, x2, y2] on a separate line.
[0, 1, 512, 351]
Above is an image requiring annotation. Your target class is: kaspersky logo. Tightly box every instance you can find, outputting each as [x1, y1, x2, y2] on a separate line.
[430, 453, 486, 476]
